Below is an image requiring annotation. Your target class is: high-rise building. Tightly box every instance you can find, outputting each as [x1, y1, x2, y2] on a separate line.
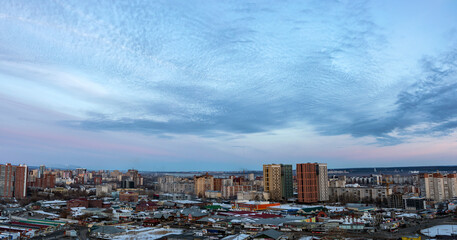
[14, 165, 27, 199]
[213, 178, 223, 191]
[263, 164, 281, 201]
[194, 173, 214, 198]
[126, 169, 143, 188]
[296, 163, 318, 203]
[248, 173, 255, 181]
[263, 164, 293, 201]
[420, 173, 457, 201]
[317, 163, 329, 201]
[281, 164, 293, 200]
[62, 170, 72, 179]
[158, 176, 194, 194]
[0, 163, 28, 199]
[121, 180, 135, 188]
[110, 170, 122, 178]
[94, 175, 102, 185]
[76, 168, 87, 176]
[28, 173, 55, 189]
[297, 163, 328, 203]
[38, 165, 45, 178]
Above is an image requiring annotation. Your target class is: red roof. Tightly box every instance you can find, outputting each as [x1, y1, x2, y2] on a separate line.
[218, 211, 281, 219]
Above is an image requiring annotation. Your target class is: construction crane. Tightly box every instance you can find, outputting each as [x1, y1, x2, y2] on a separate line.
[382, 179, 393, 191]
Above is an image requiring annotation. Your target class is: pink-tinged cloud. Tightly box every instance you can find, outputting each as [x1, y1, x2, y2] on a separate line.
[0, 127, 172, 156]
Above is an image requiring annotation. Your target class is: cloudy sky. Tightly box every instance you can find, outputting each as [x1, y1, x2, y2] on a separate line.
[1, 0, 457, 171]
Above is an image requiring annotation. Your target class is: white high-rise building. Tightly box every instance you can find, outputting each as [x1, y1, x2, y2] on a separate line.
[420, 173, 457, 201]
[317, 163, 329, 202]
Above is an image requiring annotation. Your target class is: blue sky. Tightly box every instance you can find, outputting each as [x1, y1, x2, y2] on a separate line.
[1, 0, 457, 171]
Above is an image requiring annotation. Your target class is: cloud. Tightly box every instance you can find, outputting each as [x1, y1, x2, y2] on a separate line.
[394, 50, 457, 133]
[2, 0, 457, 147]
[0, 60, 108, 97]
[312, 47, 457, 144]
[47, 0, 387, 137]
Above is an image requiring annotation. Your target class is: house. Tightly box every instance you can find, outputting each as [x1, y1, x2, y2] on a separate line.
[67, 199, 89, 208]
[144, 212, 174, 226]
[136, 200, 158, 211]
[143, 218, 160, 226]
[175, 207, 208, 221]
[113, 209, 132, 221]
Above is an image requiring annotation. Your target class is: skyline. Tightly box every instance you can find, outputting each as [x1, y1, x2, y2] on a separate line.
[20, 164, 457, 173]
[1, 1, 457, 171]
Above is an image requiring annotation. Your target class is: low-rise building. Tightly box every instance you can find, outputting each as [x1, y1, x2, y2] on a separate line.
[329, 186, 392, 202]
[237, 191, 270, 201]
[119, 192, 139, 202]
[96, 184, 113, 197]
[232, 201, 280, 211]
[404, 196, 426, 211]
[204, 190, 222, 199]
[67, 199, 89, 208]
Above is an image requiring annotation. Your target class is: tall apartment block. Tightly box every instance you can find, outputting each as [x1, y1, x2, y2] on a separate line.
[38, 165, 45, 178]
[317, 163, 329, 201]
[281, 164, 293, 200]
[0, 163, 28, 199]
[194, 173, 214, 198]
[76, 168, 87, 175]
[297, 163, 328, 203]
[419, 173, 457, 201]
[263, 164, 293, 201]
[126, 169, 143, 188]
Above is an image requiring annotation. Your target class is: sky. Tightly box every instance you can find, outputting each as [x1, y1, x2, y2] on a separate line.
[1, 0, 457, 171]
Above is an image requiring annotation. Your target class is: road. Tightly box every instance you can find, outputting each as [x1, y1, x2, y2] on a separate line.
[31, 230, 65, 240]
[76, 226, 89, 240]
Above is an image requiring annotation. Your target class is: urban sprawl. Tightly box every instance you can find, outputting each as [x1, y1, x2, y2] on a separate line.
[0, 163, 456, 239]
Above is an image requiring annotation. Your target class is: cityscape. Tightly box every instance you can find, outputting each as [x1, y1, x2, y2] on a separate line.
[0, 163, 456, 239]
[2, 0, 457, 239]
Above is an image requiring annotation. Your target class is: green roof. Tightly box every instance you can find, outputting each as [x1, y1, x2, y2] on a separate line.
[301, 206, 324, 213]
[205, 205, 223, 210]
[19, 219, 65, 227]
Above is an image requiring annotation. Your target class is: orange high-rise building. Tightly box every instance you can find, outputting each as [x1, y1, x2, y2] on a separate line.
[14, 165, 28, 199]
[297, 163, 318, 203]
[297, 163, 328, 203]
[0, 163, 28, 199]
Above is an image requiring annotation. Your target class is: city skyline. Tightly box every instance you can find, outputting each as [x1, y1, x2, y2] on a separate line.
[2, 1, 457, 171]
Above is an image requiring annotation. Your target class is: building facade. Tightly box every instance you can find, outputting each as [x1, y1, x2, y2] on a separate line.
[0, 163, 28, 199]
[297, 163, 318, 203]
[126, 169, 143, 188]
[28, 173, 55, 189]
[297, 163, 329, 203]
[329, 186, 392, 202]
[281, 164, 293, 200]
[419, 173, 457, 201]
[158, 176, 194, 194]
[194, 173, 214, 198]
[317, 163, 329, 201]
[263, 164, 292, 201]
